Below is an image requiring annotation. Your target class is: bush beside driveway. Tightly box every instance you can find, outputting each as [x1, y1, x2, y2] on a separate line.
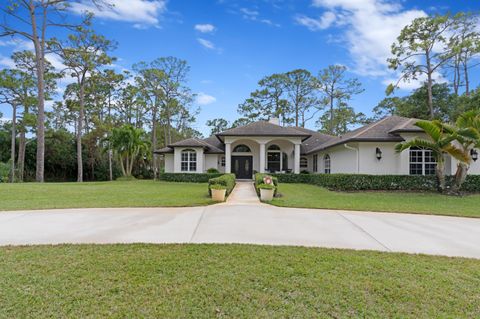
[271, 183, 480, 218]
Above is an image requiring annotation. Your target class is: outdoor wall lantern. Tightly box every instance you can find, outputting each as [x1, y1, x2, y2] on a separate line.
[376, 147, 382, 160]
[471, 149, 478, 162]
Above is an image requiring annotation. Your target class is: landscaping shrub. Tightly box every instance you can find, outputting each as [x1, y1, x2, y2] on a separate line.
[159, 172, 223, 183]
[0, 162, 10, 183]
[254, 173, 279, 196]
[206, 168, 220, 174]
[208, 174, 236, 195]
[267, 173, 480, 192]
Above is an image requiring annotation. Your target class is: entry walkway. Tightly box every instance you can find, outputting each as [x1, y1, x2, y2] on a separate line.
[1, 184, 480, 259]
[225, 181, 260, 205]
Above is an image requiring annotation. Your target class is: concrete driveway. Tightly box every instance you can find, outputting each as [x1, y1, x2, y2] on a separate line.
[1, 182, 479, 259]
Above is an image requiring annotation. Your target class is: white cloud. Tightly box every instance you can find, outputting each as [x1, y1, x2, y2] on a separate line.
[194, 24, 216, 33]
[383, 72, 448, 91]
[299, 0, 426, 78]
[0, 55, 15, 68]
[197, 38, 216, 50]
[295, 11, 337, 31]
[0, 38, 34, 50]
[69, 0, 166, 28]
[239, 7, 280, 27]
[196, 92, 216, 105]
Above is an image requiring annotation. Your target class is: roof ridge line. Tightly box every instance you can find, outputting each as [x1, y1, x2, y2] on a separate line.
[350, 116, 391, 139]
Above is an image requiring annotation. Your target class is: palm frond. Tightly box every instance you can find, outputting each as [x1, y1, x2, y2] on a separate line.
[415, 120, 442, 141]
[445, 145, 470, 163]
[395, 139, 439, 154]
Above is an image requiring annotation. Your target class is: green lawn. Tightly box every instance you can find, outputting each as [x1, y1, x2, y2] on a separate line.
[0, 180, 213, 211]
[272, 183, 480, 218]
[0, 244, 479, 318]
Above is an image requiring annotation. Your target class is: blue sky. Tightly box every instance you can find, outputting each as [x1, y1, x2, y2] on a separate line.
[1, 0, 479, 135]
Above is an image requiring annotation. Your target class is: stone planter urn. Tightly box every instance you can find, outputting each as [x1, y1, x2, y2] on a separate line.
[260, 188, 274, 201]
[211, 188, 226, 202]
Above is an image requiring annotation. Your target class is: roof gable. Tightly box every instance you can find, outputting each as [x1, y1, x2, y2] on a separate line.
[306, 116, 420, 154]
[216, 121, 311, 139]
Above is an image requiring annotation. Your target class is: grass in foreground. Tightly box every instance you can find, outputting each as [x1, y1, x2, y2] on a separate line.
[272, 183, 480, 218]
[1, 244, 479, 318]
[0, 180, 213, 211]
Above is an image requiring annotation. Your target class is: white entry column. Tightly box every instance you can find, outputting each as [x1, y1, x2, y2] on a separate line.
[225, 142, 232, 173]
[294, 143, 300, 174]
[259, 142, 266, 173]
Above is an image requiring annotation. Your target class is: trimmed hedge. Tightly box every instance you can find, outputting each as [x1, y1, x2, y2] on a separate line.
[267, 173, 480, 192]
[208, 174, 236, 195]
[158, 173, 223, 183]
[254, 173, 279, 196]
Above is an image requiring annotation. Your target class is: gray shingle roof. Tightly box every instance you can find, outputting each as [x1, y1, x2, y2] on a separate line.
[293, 127, 336, 154]
[156, 116, 424, 156]
[306, 116, 417, 154]
[216, 121, 311, 140]
[155, 137, 224, 154]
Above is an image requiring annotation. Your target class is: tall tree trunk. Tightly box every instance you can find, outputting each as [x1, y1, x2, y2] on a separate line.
[435, 159, 445, 193]
[451, 162, 469, 194]
[152, 109, 158, 180]
[108, 149, 113, 181]
[453, 56, 460, 95]
[10, 104, 16, 183]
[329, 95, 334, 135]
[30, 2, 46, 182]
[107, 95, 113, 181]
[77, 84, 85, 182]
[463, 59, 470, 97]
[426, 54, 434, 119]
[18, 130, 26, 182]
[118, 154, 126, 177]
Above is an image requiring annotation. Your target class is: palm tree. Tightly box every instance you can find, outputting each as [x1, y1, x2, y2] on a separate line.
[395, 120, 459, 193]
[446, 111, 480, 193]
[106, 125, 150, 177]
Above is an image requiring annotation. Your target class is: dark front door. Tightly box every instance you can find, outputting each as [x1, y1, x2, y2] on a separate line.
[232, 156, 253, 179]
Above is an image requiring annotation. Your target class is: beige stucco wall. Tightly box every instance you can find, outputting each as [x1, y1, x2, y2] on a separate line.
[164, 154, 174, 173]
[204, 154, 220, 172]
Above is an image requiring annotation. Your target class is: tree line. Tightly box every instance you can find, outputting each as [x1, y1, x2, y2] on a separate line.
[0, 1, 200, 182]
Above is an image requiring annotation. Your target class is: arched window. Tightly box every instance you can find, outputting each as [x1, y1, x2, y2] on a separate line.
[324, 154, 331, 174]
[181, 149, 197, 172]
[409, 147, 436, 175]
[267, 144, 281, 172]
[268, 144, 280, 150]
[233, 144, 251, 152]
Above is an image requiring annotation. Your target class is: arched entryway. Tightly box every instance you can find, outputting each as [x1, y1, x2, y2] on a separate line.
[231, 143, 253, 179]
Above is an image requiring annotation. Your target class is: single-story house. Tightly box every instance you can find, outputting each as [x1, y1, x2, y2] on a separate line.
[155, 116, 480, 179]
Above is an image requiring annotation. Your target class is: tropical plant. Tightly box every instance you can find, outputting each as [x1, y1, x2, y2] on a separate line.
[395, 120, 459, 192]
[445, 110, 480, 193]
[105, 125, 150, 177]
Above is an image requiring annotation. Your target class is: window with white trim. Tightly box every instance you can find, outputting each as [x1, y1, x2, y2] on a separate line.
[409, 147, 436, 175]
[181, 149, 197, 172]
[324, 154, 331, 174]
[300, 156, 308, 168]
[220, 156, 225, 167]
[313, 154, 318, 172]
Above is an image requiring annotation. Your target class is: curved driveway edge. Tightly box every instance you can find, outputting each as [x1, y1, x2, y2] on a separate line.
[1, 203, 480, 259]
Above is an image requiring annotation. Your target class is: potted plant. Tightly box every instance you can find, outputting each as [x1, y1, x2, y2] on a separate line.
[210, 184, 227, 202]
[258, 183, 276, 201]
